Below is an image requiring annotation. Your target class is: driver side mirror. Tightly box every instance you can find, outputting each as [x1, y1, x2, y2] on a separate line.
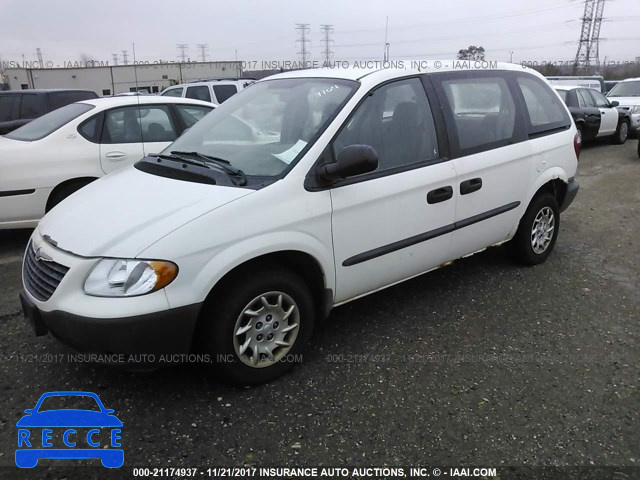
[319, 145, 378, 182]
[610, 100, 619, 107]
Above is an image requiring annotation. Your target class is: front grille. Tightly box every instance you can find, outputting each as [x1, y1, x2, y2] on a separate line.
[23, 242, 69, 302]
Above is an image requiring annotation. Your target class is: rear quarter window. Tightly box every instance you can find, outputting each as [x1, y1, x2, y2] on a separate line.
[517, 76, 571, 134]
[212, 85, 238, 103]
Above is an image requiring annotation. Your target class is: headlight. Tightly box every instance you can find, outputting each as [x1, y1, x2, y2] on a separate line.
[84, 259, 178, 297]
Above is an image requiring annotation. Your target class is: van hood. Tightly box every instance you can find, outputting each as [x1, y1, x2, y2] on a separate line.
[38, 166, 254, 257]
[608, 96, 640, 107]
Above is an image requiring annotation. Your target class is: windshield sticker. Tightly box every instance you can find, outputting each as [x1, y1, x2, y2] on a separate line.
[273, 139, 307, 164]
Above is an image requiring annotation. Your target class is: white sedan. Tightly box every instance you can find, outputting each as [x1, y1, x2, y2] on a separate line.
[0, 96, 214, 229]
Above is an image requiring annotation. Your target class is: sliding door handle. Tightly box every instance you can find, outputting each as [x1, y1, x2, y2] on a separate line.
[460, 178, 483, 195]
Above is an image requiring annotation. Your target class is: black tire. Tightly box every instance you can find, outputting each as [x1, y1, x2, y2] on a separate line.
[611, 120, 629, 145]
[637, 138, 640, 159]
[198, 268, 315, 385]
[46, 179, 95, 212]
[507, 193, 560, 266]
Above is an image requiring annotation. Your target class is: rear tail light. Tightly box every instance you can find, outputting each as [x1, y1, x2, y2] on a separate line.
[573, 132, 581, 160]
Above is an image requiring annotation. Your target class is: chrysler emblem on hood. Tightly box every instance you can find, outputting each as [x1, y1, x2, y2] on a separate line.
[34, 247, 53, 263]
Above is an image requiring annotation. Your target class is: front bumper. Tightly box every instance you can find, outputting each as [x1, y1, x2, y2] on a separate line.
[20, 292, 201, 355]
[560, 178, 579, 213]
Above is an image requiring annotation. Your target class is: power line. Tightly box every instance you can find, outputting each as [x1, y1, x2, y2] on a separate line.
[176, 44, 189, 63]
[320, 24, 334, 65]
[295, 23, 311, 66]
[196, 43, 209, 62]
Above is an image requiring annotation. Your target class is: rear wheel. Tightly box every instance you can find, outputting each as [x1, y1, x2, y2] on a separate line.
[612, 120, 629, 145]
[199, 268, 315, 385]
[507, 193, 560, 265]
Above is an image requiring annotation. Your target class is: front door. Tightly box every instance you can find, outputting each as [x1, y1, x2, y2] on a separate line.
[330, 77, 457, 303]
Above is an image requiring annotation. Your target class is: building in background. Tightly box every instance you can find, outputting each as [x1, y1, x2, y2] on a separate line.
[4, 61, 243, 96]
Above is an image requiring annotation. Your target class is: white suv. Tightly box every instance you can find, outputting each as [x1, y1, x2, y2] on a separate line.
[160, 79, 255, 104]
[606, 77, 640, 137]
[20, 63, 580, 385]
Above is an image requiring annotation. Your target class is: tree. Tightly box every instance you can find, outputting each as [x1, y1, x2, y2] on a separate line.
[457, 46, 486, 61]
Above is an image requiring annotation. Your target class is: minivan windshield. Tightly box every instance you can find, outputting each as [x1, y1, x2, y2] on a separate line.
[166, 78, 358, 177]
[607, 81, 640, 97]
[6, 102, 94, 141]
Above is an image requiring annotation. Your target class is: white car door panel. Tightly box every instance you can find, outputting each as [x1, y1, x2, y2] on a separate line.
[331, 162, 457, 303]
[329, 77, 455, 303]
[590, 90, 618, 135]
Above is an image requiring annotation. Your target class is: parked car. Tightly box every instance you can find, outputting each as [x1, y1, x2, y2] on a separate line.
[0, 89, 98, 135]
[606, 78, 640, 138]
[20, 63, 579, 385]
[160, 78, 255, 104]
[555, 85, 631, 144]
[0, 96, 213, 229]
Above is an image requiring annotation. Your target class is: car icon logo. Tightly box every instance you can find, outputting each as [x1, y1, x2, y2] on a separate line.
[33, 247, 53, 263]
[15, 391, 123, 468]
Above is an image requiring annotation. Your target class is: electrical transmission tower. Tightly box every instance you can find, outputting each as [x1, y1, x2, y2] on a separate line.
[296, 24, 311, 66]
[320, 24, 334, 66]
[176, 44, 189, 63]
[196, 44, 209, 62]
[122, 50, 129, 65]
[36, 48, 44, 68]
[574, 0, 606, 69]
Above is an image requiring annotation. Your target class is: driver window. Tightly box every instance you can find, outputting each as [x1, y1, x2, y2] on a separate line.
[332, 78, 438, 173]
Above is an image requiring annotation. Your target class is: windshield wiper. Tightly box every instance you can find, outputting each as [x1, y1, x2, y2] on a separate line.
[170, 151, 247, 186]
[149, 153, 211, 169]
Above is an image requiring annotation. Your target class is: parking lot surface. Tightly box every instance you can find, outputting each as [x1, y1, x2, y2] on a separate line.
[0, 140, 638, 477]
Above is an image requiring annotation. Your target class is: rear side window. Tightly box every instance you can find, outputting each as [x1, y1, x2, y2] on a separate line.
[0, 95, 19, 121]
[517, 76, 570, 133]
[162, 87, 183, 97]
[441, 76, 516, 151]
[20, 94, 48, 119]
[5, 103, 94, 141]
[50, 91, 97, 110]
[102, 105, 177, 143]
[212, 85, 238, 103]
[185, 86, 212, 102]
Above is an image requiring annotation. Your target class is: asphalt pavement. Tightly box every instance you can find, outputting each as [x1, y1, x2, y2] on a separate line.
[0, 139, 638, 479]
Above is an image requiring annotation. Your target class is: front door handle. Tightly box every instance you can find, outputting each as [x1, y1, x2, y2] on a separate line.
[427, 186, 453, 204]
[460, 177, 483, 195]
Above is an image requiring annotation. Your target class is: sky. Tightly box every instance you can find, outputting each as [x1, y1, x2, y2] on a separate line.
[1, 0, 638, 67]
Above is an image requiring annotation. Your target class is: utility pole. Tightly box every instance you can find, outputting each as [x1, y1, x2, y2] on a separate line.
[122, 50, 129, 65]
[383, 16, 390, 62]
[176, 44, 189, 63]
[295, 24, 311, 67]
[112, 53, 119, 66]
[320, 24, 334, 66]
[36, 48, 44, 68]
[196, 44, 209, 62]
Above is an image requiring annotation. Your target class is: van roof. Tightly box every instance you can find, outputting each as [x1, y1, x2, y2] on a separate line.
[264, 61, 540, 82]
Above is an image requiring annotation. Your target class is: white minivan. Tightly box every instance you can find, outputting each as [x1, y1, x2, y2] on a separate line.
[20, 63, 580, 385]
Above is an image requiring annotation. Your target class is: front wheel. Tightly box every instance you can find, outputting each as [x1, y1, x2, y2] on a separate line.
[507, 193, 560, 265]
[199, 268, 315, 385]
[611, 120, 629, 145]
